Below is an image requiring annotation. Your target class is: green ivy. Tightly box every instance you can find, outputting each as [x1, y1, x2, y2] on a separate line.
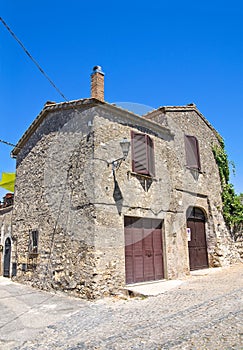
[212, 143, 229, 185]
[212, 142, 243, 234]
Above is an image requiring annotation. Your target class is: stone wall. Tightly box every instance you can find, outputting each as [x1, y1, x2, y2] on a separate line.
[89, 105, 241, 289]
[145, 107, 241, 266]
[12, 106, 100, 298]
[0, 206, 13, 276]
[91, 108, 186, 284]
[235, 240, 243, 259]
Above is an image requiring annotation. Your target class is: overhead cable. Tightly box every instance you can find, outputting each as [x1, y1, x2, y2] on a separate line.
[0, 139, 16, 147]
[0, 17, 69, 102]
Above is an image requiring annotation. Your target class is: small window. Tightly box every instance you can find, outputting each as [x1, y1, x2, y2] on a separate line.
[29, 230, 39, 254]
[131, 131, 155, 176]
[185, 135, 201, 170]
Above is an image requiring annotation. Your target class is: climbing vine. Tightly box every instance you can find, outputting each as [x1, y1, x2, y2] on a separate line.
[212, 141, 243, 236]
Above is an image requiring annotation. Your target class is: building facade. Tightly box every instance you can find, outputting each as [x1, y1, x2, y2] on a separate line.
[0, 194, 14, 277]
[8, 67, 240, 298]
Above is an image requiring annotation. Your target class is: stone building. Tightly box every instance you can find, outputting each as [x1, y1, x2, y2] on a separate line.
[0, 193, 14, 277]
[9, 66, 240, 298]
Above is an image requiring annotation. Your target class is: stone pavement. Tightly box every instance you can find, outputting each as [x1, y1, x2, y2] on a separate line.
[0, 278, 85, 349]
[0, 263, 242, 349]
[124, 279, 184, 296]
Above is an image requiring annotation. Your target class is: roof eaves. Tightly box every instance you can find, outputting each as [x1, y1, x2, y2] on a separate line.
[12, 98, 173, 158]
[0, 206, 13, 214]
[101, 103, 172, 137]
[143, 105, 222, 141]
[11, 98, 103, 157]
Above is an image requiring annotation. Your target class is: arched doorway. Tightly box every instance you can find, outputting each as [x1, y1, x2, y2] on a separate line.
[187, 207, 208, 270]
[3, 238, 11, 277]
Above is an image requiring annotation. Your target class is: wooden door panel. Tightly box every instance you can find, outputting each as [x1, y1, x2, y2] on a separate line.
[125, 217, 164, 284]
[197, 247, 209, 268]
[125, 255, 134, 284]
[188, 247, 198, 270]
[144, 258, 154, 281]
[3, 238, 11, 278]
[153, 229, 163, 252]
[144, 232, 154, 281]
[153, 228, 164, 279]
[197, 221, 207, 246]
[125, 230, 133, 246]
[134, 256, 144, 282]
[187, 216, 208, 270]
[154, 254, 164, 280]
[133, 229, 143, 252]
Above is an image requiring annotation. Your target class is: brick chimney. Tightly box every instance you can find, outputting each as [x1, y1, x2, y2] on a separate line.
[91, 65, 105, 101]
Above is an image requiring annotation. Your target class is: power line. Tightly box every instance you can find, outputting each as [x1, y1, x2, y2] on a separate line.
[0, 138, 76, 167]
[0, 139, 16, 147]
[0, 17, 69, 102]
[0, 17, 95, 156]
[0, 17, 91, 152]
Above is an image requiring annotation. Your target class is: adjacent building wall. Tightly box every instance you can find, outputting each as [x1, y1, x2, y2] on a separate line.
[0, 207, 13, 276]
[145, 107, 240, 266]
[12, 106, 100, 298]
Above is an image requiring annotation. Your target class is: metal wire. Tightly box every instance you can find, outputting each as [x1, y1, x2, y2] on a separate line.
[0, 17, 69, 102]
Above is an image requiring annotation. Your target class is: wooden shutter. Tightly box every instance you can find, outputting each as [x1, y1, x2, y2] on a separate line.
[147, 135, 155, 177]
[185, 135, 201, 170]
[131, 131, 155, 176]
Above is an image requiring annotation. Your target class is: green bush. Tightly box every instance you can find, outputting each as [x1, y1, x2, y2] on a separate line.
[212, 142, 243, 236]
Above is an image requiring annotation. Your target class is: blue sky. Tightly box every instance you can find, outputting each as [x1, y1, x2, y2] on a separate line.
[0, 0, 242, 200]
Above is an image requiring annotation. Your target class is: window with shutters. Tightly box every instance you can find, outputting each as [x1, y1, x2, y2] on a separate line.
[131, 131, 155, 177]
[29, 230, 39, 254]
[185, 135, 201, 170]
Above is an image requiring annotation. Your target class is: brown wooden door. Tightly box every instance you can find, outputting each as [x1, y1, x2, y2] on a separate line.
[3, 238, 11, 277]
[124, 217, 164, 284]
[187, 218, 208, 270]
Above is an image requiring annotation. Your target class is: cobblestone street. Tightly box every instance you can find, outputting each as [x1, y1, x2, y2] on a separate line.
[0, 263, 242, 349]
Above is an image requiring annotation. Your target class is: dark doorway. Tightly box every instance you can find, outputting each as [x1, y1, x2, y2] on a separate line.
[187, 207, 208, 270]
[3, 238, 11, 277]
[124, 217, 164, 284]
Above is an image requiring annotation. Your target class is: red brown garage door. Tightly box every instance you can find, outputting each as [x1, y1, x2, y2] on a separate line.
[187, 207, 208, 271]
[124, 217, 164, 284]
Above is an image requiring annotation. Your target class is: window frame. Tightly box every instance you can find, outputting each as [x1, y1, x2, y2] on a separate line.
[131, 131, 155, 177]
[184, 135, 201, 170]
[29, 229, 39, 254]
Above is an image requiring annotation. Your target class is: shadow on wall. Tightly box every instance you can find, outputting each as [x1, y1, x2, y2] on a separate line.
[112, 172, 123, 215]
